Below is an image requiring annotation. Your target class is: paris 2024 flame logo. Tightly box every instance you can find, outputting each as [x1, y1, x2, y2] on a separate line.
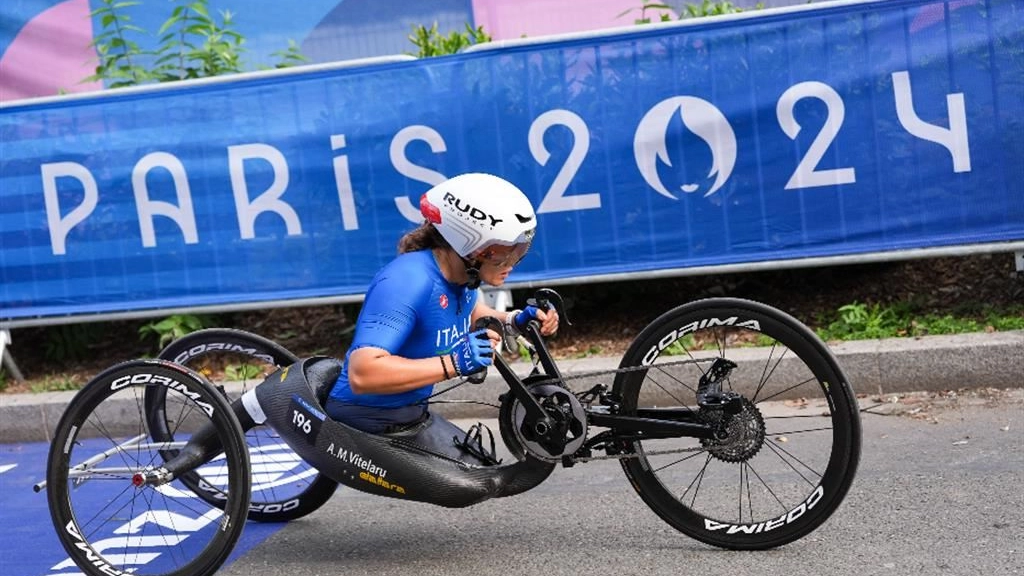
[633, 96, 737, 199]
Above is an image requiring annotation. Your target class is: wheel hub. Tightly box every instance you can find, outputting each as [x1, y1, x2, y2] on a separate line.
[700, 397, 766, 463]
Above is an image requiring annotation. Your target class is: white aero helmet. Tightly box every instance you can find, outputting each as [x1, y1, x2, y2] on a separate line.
[420, 173, 536, 260]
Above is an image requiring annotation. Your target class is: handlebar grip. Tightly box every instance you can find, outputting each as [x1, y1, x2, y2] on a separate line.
[530, 288, 572, 327]
[467, 317, 500, 384]
[526, 297, 550, 311]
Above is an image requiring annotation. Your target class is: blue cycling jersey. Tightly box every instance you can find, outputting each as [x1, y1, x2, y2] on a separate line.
[328, 249, 478, 408]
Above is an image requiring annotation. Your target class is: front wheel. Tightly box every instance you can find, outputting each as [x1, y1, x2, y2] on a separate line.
[614, 298, 861, 550]
[47, 360, 250, 576]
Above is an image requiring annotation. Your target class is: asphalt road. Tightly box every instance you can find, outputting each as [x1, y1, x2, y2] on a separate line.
[4, 331, 1021, 575]
[220, 392, 1024, 576]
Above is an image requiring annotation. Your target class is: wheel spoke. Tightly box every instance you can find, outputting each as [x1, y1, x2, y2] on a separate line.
[615, 301, 859, 548]
[753, 343, 790, 403]
[679, 454, 712, 507]
[738, 463, 745, 523]
[742, 463, 756, 524]
[767, 425, 833, 436]
[51, 362, 250, 576]
[652, 446, 708, 472]
[745, 461, 790, 514]
[755, 376, 819, 405]
[646, 369, 698, 408]
[763, 438, 823, 485]
[79, 481, 137, 540]
[139, 486, 179, 566]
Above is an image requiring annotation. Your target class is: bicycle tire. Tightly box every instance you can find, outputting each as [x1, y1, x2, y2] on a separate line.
[614, 298, 861, 550]
[47, 359, 250, 576]
[150, 328, 338, 522]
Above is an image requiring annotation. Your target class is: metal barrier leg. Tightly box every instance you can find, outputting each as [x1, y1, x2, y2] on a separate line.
[1015, 251, 1023, 273]
[0, 329, 26, 382]
[482, 288, 513, 312]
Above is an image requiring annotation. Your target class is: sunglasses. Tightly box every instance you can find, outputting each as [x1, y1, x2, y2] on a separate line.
[477, 242, 530, 268]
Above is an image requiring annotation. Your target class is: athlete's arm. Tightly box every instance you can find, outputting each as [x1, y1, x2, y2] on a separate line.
[347, 267, 493, 394]
[347, 347, 454, 395]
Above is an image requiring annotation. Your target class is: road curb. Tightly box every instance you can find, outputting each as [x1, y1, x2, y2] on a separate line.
[2, 331, 1021, 443]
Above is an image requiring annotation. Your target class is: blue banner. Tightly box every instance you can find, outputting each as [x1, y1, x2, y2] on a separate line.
[2, 0, 1022, 324]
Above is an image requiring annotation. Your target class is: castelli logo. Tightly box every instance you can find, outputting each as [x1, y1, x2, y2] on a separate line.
[440, 294, 448, 309]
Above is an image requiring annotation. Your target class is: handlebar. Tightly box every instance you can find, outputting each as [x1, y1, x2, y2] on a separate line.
[437, 288, 567, 444]
[526, 287, 573, 328]
[466, 288, 569, 386]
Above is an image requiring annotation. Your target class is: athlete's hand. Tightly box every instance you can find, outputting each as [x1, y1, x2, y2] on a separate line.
[514, 306, 559, 336]
[451, 328, 495, 376]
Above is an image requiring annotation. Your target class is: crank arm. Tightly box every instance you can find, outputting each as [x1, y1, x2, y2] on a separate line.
[492, 354, 554, 431]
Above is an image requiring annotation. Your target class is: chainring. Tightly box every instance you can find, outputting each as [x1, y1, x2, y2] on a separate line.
[498, 379, 588, 463]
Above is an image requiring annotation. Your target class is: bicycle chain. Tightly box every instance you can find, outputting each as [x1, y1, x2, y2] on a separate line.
[569, 443, 712, 463]
[423, 357, 706, 404]
[551, 358, 740, 463]
[428, 357, 723, 463]
[536, 357, 708, 384]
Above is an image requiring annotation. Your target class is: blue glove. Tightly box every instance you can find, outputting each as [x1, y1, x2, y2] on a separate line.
[451, 329, 493, 376]
[512, 306, 545, 331]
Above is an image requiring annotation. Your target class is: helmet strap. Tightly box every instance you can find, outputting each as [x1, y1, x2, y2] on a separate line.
[461, 257, 483, 289]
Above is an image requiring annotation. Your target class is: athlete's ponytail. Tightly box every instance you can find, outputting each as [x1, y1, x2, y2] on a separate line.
[397, 221, 450, 254]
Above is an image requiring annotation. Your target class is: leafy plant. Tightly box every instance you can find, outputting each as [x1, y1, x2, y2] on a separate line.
[139, 314, 215, 350]
[85, 0, 307, 88]
[86, 0, 151, 87]
[30, 375, 81, 393]
[679, 0, 763, 19]
[618, 2, 675, 24]
[818, 302, 897, 340]
[814, 301, 1024, 341]
[224, 363, 263, 381]
[618, 0, 764, 25]
[151, 2, 246, 81]
[573, 345, 606, 359]
[985, 309, 1024, 331]
[407, 22, 491, 57]
[268, 40, 308, 70]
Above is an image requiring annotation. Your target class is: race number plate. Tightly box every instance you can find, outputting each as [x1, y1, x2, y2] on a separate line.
[288, 394, 325, 445]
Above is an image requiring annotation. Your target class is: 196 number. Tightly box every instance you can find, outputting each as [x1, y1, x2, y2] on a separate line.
[292, 410, 312, 435]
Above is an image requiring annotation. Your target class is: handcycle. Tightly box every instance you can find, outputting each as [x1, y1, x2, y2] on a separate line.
[38, 290, 861, 576]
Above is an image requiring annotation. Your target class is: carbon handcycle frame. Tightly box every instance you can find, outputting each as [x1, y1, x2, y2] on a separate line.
[39, 291, 862, 576]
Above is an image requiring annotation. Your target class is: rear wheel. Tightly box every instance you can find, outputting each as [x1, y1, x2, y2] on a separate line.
[614, 298, 861, 550]
[149, 328, 337, 522]
[47, 360, 250, 576]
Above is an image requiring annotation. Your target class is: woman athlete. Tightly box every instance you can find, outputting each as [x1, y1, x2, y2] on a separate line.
[324, 173, 559, 434]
